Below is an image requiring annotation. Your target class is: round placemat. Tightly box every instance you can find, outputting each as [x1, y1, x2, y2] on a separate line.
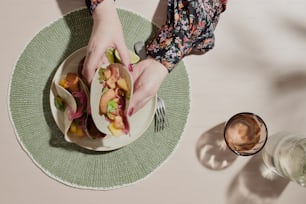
[9, 8, 190, 190]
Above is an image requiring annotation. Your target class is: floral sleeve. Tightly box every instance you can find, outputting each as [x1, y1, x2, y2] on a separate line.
[147, 0, 227, 72]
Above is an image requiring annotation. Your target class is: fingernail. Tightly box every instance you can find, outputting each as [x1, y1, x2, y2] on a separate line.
[128, 107, 134, 117]
[128, 64, 133, 72]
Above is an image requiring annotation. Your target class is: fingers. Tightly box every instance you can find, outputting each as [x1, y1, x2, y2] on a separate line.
[82, 45, 107, 84]
[129, 61, 144, 82]
[83, 42, 130, 85]
[128, 59, 168, 116]
[127, 60, 153, 115]
[129, 87, 153, 116]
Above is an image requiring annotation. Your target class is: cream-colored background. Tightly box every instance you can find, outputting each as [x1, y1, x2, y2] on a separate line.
[1, 0, 306, 203]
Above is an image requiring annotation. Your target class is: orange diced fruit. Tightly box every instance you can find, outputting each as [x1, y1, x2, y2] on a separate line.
[104, 69, 111, 80]
[59, 79, 68, 89]
[69, 122, 83, 137]
[108, 123, 123, 136]
[106, 77, 116, 89]
[65, 73, 79, 92]
[114, 116, 125, 129]
[109, 64, 120, 80]
[76, 127, 84, 137]
[69, 122, 77, 133]
[116, 78, 128, 92]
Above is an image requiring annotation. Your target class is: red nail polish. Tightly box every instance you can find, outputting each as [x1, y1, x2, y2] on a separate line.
[128, 64, 133, 72]
[128, 107, 134, 116]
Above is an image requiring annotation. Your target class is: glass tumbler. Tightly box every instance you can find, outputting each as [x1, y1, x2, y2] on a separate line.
[262, 132, 306, 187]
[224, 112, 268, 156]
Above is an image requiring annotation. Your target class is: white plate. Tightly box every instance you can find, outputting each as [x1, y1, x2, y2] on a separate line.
[49, 47, 156, 151]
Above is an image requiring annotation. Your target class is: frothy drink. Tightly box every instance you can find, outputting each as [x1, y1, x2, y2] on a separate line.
[224, 113, 268, 156]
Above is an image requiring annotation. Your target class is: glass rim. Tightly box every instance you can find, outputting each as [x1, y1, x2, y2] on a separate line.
[223, 112, 268, 156]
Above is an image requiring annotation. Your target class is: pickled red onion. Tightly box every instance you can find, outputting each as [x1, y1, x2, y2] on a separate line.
[67, 90, 87, 120]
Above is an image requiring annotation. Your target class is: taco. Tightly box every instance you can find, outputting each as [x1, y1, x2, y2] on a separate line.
[54, 72, 105, 141]
[91, 63, 132, 136]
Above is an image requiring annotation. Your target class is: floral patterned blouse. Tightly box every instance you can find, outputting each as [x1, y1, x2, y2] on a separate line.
[85, 0, 227, 72]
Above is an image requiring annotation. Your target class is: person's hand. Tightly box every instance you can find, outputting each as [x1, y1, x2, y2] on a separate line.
[82, 0, 130, 84]
[128, 58, 168, 116]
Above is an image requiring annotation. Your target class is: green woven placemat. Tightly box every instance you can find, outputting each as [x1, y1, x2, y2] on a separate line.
[9, 8, 190, 190]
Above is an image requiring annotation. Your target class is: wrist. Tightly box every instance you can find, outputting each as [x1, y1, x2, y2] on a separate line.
[146, 50, 177, 73]
[146, 57, 169, 76]
[92, 0, 116, 21]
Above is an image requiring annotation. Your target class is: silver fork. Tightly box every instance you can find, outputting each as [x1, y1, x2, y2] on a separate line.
[155, 96, 169, 132]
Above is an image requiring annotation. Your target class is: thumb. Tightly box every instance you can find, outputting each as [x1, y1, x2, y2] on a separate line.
[116, 42, 130, 67]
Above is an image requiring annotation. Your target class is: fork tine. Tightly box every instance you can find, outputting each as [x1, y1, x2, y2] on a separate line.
[155, 98, 160, 132]
[159, 98, 169, 127]
[154, 113, 158, 132]
[154, 96, 168, 132]
[158, 97, 166, 129]
[157, 103, 163, 131]
[154, 100, 160, 132]
[156, 99, 163, 132]
[159, 98, 165, 131]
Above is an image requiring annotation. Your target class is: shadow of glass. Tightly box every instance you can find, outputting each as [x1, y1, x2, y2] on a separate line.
[226, 152, 289, 204]
[136, 0, 167, 50]
[273, 71, 306, 93]
[56, 0, 85, 15]
[196, 122, 237, 170]
[152, 0, 168, 27]
[280, 15, 306, 40]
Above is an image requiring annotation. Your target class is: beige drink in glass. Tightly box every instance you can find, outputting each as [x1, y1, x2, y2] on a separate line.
[224, 112, 268, 156]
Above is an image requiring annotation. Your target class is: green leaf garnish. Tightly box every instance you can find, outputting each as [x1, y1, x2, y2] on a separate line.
[98, 68, 106, 83]
[107, 100, 118, 113]
[54, 96, 66, 112]
[102, 87, 109, 95]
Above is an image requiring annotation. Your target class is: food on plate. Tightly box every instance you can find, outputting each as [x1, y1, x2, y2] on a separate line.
[97, 63, 131, 136]
[59, 73, 80, 92]
[105, 48, 115, 64]
[114, 49, 140, 64]
[55, 72, 105, 139]
[54, 95, 66, 112]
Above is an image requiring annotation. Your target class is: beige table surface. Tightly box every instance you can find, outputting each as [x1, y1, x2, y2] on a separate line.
[1, 0, 306, 203]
